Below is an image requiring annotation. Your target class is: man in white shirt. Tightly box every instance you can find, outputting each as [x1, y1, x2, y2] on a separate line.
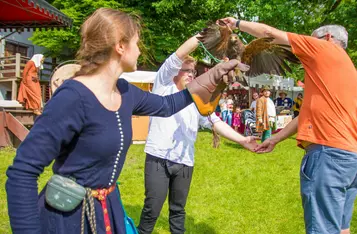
[138, 35, 257, 234]
[250, 92, 259, 115]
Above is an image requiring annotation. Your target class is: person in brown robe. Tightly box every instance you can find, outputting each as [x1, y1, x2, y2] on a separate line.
[256, 85, 276, 142]
[17, 54, 44, 115]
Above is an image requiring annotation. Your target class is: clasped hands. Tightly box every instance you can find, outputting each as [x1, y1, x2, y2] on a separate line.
[241, 136, 277, 153]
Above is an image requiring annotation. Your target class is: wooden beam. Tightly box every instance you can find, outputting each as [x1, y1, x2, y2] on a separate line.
[0, 69, 16, 74]
[0, 111, 12, 147]
[0, 63, 17, 67]
[0, 78, 18, 82]
[15, 53, 21, 78]
[4, 112, 29, 142]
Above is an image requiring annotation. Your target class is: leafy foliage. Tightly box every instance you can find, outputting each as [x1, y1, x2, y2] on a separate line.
[32, 0, 357, 74]
[30, 0, 122, 60]
[322, 0, 357, 65]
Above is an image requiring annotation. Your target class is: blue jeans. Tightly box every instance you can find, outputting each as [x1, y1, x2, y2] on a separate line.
[222, 110, 232, 126]
[301, 144, 357, 234]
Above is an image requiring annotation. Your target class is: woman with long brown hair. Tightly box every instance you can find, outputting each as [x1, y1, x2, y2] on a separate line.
[17, 54, 44, 115]
[6, 8, 239, 234]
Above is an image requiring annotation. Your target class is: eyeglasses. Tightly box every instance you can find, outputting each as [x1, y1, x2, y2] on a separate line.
[317, 34, 334, 39]
[180, 68, 197, 76]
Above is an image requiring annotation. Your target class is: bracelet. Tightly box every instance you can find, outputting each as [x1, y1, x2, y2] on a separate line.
[235, 19, 241, 29]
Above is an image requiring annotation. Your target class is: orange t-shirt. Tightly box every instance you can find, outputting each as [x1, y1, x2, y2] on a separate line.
[287, 33, 357, 153]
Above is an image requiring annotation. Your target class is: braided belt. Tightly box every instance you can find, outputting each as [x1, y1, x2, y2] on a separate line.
[80, 184, 116, 234]
[92, 185, 116, 234]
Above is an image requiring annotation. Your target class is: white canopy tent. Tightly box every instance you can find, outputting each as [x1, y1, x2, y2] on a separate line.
[248, 74, 304, 100]
[248, 74, 295, 90]
[119, 71, 156, 83]
[228, 74, 295, 91]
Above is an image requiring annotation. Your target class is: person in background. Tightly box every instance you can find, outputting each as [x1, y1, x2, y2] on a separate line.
[232, 106, 242, 132]
[275, 91, 293, 110]
[219, 91, 228, 121]
[226, 94, 234, 126]
[256, 85, 276, 142]
[293, 93, 303, 117]
[17, 54, 45, 115]
[249, 92, 259, 115]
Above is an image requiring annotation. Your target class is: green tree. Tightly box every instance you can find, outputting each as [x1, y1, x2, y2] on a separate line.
[32, 0, 356, 72]
[30, 0, 122, 61]
[322, 0, 357, 65]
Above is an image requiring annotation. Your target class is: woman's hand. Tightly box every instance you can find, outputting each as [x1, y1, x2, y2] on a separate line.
[240, 136, 259, 152]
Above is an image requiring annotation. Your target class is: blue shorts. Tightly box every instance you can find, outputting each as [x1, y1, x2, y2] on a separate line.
[301, 144, 357, 234]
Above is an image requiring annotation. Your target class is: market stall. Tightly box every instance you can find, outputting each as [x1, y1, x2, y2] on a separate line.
[248, 74, 300, 130]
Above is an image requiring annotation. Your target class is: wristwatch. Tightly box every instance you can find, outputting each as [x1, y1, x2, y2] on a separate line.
[235, 19, 241, 29]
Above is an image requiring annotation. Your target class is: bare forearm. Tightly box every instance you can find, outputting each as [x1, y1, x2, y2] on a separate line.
[236, 20, 289, 45]
[175, 35, 200, 60]
[214, 121, 246, 144]
[237, 21, 274, 38]
[271, 117, 298, 144]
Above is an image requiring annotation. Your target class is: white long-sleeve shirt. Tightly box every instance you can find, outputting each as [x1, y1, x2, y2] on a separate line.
[144, 53, 220, 166]
[267, 98, 276, 122]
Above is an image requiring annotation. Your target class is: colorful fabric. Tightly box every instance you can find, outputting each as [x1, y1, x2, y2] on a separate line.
[232, 113, 241, 127]
[287, 33, 357, 153]
[92, 184, 116, 234]
[256, 97, 276, 133]
[17, 60, 42, 110]
[293, 98, 303, 112]
[256, 97, 269, 132]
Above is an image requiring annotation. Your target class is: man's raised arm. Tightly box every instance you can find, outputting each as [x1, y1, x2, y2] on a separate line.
[219, 17, 290, 45]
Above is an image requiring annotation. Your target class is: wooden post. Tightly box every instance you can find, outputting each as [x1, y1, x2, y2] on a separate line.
[11, 53, 21, 100]
[247, 76, 252, 106]
[15, 53, 21, 78]
[11, 80, 18, 100]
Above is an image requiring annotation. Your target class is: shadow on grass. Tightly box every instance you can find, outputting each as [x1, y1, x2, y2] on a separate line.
[125, 204, 217, 234]
[185, 215, 217, 234]
[198, 129, 212, 134]
[223, 141, 245, 149]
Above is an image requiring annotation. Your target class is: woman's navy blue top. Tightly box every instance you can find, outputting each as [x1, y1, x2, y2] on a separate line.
[6, 79, 193, 234]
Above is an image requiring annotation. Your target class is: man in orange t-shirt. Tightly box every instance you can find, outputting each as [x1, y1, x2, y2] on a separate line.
[220, 17, 357, 234]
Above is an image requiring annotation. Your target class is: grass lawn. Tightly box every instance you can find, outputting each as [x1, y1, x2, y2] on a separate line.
[1, 131, 357, 233]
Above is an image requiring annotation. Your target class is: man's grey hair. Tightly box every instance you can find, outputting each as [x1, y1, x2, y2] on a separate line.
[312, 25, 348, 49]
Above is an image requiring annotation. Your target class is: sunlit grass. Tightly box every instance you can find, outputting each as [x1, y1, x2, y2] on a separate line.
[1, 131, 357, 233]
